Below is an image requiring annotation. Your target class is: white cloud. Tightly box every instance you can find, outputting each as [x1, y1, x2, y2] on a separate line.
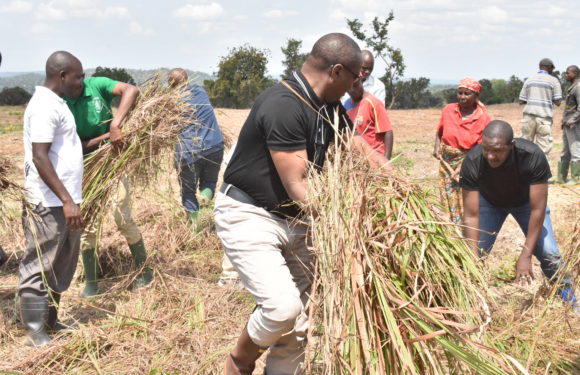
[129, 21, 153, 36]
[173, 2, 224, 20]
[35, 2, 67, 20]
[262, 9, 299, 18]
[481, 6, 508, 22]
[0, 0, 33, 13]
[35, 1, 129, 20]
[29, 21, 55, 35]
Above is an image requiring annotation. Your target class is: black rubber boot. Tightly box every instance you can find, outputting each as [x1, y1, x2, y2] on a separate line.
[557, 161, 569, 184]
[20, 295, 51, 347]
[47, 292, 67, 331]
[81, 248, 99, 298]
[128, 238, 153, 289]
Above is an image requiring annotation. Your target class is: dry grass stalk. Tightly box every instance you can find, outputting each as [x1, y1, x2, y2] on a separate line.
[0, 154, 25, 231]
[81, 74, 194, 229]
[305, 117, 523, 374]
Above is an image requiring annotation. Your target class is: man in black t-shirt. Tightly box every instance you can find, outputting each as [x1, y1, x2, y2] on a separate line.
[460, 120, 576, 306]
[215, 33, 388, 375]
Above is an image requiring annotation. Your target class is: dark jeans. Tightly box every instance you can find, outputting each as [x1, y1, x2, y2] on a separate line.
[178, 149, 224, 213]
[478, 194, 561, 281]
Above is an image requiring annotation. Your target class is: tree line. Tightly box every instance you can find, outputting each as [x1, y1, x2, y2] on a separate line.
[0, 12, 570, 108]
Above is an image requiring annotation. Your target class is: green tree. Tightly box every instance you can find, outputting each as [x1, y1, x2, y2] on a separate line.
[205, 44, 276, 108]
[505, 75, 523, 103]
[92, 66, 136, 85]
[347, 13, 406, 109]
[281, 39, 308, 78]
[478, 79, 494, 105]
[393, 78, 442, 109]
[0, 86, 31, 105]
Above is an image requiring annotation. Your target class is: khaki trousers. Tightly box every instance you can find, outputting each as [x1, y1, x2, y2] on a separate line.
[521, 113, 553, 154]
[81, 176, 142, 250]
[214, 193, 313, 375]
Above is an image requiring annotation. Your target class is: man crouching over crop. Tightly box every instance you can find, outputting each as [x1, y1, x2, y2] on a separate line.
[19, 51, 84, 346]
[215, 33, 389, 375]
[460, 120, 577, 308]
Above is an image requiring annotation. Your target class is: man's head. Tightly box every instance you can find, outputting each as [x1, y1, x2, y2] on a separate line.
[303, 33, 362, 103]
[347, 77, 364, 102]
[361, 50, 374, 80]
[539, 58, 555, 74]
[45, 51, 84, 98]
[565, 65, 579, 83]
[168, 68, 188, 88]
[481, 120, 514, 168]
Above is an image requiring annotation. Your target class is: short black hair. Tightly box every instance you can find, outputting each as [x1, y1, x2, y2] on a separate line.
[483, 120, 513, 144]
[309, 33, 361, 71]
[45, 51, 80, 79]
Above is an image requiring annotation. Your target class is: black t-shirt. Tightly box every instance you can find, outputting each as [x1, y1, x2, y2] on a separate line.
[459, 138, 551, 207]
[224, 71, 351, 218]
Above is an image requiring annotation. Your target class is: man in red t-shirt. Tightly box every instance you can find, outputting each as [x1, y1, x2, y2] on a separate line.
[345, 79, 393, 158]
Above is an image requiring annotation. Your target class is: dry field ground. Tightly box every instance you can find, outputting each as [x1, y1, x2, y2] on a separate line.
[0, 103, 578, 374]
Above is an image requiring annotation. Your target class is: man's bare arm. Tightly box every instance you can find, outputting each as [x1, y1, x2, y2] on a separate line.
[515, 183, 547, 285]
[462, 189, 480, 257]
[32, 143, 82, 230]
[269, 149, 309, 202]
[109, 82, 139, 147]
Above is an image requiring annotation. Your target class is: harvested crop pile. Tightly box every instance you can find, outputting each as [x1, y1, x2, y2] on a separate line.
[305, 129, 578, 374]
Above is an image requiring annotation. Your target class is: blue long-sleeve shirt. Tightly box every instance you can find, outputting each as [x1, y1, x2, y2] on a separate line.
[175, 84, 224, 168]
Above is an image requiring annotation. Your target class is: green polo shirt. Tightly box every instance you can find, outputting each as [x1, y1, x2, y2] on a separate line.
[65, 77, 118, 140]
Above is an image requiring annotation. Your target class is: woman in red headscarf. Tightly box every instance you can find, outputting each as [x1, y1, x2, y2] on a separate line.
[433, 78, 491, 224]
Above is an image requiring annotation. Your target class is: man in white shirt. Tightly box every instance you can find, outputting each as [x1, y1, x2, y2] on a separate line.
[19, 51, 85, 347]
[361, 50, 386, 105]
[341, 50, 386, 106]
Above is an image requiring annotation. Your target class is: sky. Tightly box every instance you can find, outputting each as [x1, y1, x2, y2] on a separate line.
[1, 0, 579, 82]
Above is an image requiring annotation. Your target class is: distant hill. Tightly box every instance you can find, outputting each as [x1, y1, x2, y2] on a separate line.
[0, 68, 213, 93]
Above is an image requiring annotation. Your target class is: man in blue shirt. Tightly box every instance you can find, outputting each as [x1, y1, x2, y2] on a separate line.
[168, 68, 224, 225]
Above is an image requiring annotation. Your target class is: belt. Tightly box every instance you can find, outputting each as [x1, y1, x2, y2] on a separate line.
[220, 183, 260, 207]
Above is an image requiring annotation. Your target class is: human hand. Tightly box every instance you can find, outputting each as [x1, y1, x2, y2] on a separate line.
[109, 125, 124, 151]
[515, 254, 534, 286]
[433, 146, 441, 159]
[63, 201, 82, 231]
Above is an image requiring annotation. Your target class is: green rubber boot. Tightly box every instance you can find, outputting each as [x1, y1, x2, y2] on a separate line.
[566, 162, 580, 185]
[557, 161, 569, 184]
[80, 248, 98, 298]
[198, 188, 214, 207]
[128, 238, 153, 289]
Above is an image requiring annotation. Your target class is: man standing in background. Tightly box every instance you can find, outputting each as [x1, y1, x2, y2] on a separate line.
[168, 68, 224, 227]
[518, 58, 562, 154]
[558, 65, 580, 185]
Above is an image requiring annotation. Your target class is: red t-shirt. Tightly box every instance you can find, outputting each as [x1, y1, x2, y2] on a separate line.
[436, 102, 491, 151]
[346, 92, 392, 154]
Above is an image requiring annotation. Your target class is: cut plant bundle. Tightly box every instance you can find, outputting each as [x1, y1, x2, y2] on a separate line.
[81, 75, 194, 229]
[0, 154, 24, 229]
[305, 128, 525, 374]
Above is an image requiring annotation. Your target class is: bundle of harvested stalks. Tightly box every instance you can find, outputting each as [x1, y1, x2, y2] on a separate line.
[82, 75, 193, 228]
[306, 128, 524, 374]
[0, 154, 24, 229]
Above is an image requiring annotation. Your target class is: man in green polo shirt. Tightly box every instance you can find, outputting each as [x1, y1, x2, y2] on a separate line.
[65, 75, 153, 297]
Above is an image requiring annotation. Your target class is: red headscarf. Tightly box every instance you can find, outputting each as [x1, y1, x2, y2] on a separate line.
[457, 78, 482, 94]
